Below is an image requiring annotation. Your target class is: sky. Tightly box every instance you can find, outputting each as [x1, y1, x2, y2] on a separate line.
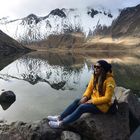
[0, 0, 140, 19]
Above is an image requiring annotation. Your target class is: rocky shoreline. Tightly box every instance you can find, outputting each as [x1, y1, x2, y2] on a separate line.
[0, 87, 140, 140]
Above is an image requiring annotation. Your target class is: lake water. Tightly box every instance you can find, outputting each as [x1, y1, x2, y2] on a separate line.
[0, 51, 140, 123]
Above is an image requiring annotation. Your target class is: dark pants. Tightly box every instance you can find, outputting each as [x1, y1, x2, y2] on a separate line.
[60, 98, 101, 124]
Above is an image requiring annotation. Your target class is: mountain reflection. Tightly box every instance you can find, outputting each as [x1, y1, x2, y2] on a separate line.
[0, 52, 91, 90]
[0, 52, 25, 71]
[0, 51, 140, 93]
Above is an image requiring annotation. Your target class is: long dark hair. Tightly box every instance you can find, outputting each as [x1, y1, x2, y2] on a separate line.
[93, 68, 106, 96]
[93, 60, 112, 96]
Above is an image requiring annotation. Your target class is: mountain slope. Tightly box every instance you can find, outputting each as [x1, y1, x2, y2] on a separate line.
[0, 8, 116, 43]
[0, 30, 31, 53]
[1, 4, 139, 45]
[111, 4, 140, 37]
[94, 4, 140, 37]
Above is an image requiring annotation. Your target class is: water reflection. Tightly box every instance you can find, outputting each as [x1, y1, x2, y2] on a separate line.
[0, 51, 91, 123]
[113, 63, 140, 96]
[0, 51, 140, 92]
[0, 51, 139, 123]
[0, 52, 90, 90]
[79, 50, 140, 64]
[0, 52, 25, 71]
[81, 50, 140, 96]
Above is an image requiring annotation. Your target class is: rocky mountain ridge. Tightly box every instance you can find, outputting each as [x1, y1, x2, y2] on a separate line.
[94, 4, 140, 37]
[0, 30, 31, 53]
[111, 4, 140, 37]
[0, 4, 139, 45]
[0, 7, 115, 43]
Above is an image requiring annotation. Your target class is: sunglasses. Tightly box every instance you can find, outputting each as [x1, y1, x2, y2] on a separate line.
[93, 65, 101, 69]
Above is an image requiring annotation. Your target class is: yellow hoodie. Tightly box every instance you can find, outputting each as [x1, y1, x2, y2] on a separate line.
[83, 72, 116, 113]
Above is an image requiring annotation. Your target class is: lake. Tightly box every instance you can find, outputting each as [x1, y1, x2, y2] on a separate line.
[0, 50, 140, 123]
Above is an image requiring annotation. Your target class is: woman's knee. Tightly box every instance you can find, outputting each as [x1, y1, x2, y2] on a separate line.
[78, 104, 101, 114]
[77, 104, 87, 112]
[73, 98, 81, 104]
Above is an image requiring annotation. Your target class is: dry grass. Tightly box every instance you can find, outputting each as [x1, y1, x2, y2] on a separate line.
[26, 34, 140, 52]
[87, 36, 140, 46]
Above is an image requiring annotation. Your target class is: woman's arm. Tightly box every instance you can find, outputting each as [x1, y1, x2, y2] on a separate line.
[79, 96, 88, 104]
[85, 99, 93, 104]
[92, 78, 115, 105]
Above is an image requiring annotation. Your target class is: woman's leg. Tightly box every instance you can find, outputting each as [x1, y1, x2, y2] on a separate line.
[47, 98, 80, 122]
[62, 103, 101, 124]
[60, 98, 81, 120]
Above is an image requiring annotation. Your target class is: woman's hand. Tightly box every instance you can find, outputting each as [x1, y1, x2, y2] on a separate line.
[79, 96, 88, 104]
[85, 99, 93, 104]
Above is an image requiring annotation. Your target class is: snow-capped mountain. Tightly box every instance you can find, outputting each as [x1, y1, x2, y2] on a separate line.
[0, 7, 118, 43]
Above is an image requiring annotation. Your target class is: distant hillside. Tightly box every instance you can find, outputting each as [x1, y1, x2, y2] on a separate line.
[111, 4, 140, 37]
[0, 7, 116, 43]
[28, 33, 85, 49]
[94, 4, 140, 37]
[28, 32, 140, 51]
[0, 30, 31, 53]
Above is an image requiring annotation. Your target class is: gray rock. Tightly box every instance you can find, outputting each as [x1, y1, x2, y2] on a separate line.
[0, 119, 63, 140]
[0, 91, 16, 103]
[130, 126, 140, 140]
[61, 131, 81, 140]
[115, 87, 140, 122]
[68, 102, 130, 140]
[114, 87, 140, 134]
[13, 119, 62, 140]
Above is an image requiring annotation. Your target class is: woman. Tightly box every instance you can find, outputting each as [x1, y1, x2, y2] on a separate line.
[48, 60, 116, 128]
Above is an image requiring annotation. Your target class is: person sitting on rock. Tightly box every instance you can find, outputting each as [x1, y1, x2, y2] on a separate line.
[48, 60, 116, 128]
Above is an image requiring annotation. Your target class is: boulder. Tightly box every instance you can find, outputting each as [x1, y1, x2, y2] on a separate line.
[114, 87, 140, 133]
[115, 87, 140, 122]
[0, 119, 62, 140]
[68, 102, 130, 140]
[0, 90, 16, 103]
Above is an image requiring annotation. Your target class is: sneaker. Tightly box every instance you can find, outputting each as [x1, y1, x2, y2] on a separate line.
[47, 115, 60, 121]
[48, 121, 62, 128]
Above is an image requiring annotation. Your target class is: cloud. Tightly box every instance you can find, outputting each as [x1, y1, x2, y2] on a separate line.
[0, 0, 140, 18]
